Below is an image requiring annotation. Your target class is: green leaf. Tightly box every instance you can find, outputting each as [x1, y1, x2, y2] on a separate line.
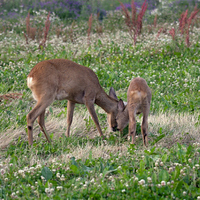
[173, 166, 180, 180]
[152, 134, 165, 145]
[89, 150, 92, 161]
[41, 167, 52, 181]
[175, 180, 183, 192]
[183, 182, 190, 191]
[70, 165, 79, 174]
[186, 145, 193, 156]
[49, 107, 53, 114]
[158, 169, 169, 182]
[162, 154, 168, 162]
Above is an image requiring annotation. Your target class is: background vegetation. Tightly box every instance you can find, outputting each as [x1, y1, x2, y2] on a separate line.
[0, 0, 200, 199]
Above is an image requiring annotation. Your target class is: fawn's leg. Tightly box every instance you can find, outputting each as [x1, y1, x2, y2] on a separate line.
[141, 102, 150, 147]
[128, 109, 136, 144]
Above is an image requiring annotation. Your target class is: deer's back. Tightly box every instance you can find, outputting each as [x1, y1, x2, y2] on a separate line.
[27, 59, 102, 103]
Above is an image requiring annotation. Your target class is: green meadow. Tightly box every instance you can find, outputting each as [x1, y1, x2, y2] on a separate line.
[0, 0, 200, 199]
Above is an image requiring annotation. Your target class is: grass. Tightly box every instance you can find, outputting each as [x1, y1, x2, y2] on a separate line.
[0, 1, 200, 199]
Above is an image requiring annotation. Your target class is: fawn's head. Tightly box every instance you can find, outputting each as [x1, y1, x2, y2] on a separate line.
[116, 99, 129, 131]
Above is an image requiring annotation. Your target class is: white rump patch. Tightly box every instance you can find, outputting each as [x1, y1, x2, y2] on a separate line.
[27, 77, 34, 88]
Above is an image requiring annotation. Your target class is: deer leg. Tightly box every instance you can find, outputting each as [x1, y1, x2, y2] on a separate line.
[27, 97, 53, 145]
[66, 100, 75, 137]
[85, 100, 105, 139]
[128, 109, 136, 144]
[37, 109, 51, 143]
[141, 106, 149, 147]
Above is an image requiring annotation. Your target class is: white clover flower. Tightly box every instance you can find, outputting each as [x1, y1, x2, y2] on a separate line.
[18, 170, 24, 174]
[155, 162, 159, 167]
[24, 167, 28, 171]
[57, 186, 63, 190]
[56, 173, 60, 178]
[183, 191, 187, 196]
[122, 189, 126, 192]
[161, 181, 166, 186]
[118, 166, 122, 169]
[147, 177, 152, 183]
[60, 174, 65, 181]
[195, 164, 199, 169]
[41, 176, 45, 180]
[76, 177, 81, 181]
[45, 188, 50, 193]
[168, 167, 173, 173]
[197, 196, 200, 200]
[138, 179, 145, 185]
[188, 158, 192, 163]
[91, 178, 95, 183]
[134, 177, 138, 181]
[36, 164, 42, 169]
[160, 162, 164, 166]
[50, 188, 54, 193]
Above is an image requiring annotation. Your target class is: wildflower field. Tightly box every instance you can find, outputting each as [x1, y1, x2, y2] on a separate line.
[0, 0, 200, 199]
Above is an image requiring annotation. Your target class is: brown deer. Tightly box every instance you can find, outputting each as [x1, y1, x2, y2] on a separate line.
[116, 77, 151, 146]
[27, 59, 119, 145]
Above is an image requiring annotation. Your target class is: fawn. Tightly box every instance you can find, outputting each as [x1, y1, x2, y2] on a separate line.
[116, 77, 151, 146]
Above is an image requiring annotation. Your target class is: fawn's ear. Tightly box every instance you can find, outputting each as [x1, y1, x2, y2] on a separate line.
[118, 99, 125, 111]
[109, 87, 118, 100]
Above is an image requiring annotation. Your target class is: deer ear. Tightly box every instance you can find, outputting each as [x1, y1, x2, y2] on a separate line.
[109, 87, 118, 100]
[118, 99, 125, 111]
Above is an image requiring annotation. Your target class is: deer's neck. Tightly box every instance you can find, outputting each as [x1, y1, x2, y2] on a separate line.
[95, 90, 117, 113]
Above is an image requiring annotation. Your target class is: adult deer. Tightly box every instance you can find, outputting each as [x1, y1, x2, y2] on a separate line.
[27, 59, 119, 145]
[116, 77, 151, 146]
